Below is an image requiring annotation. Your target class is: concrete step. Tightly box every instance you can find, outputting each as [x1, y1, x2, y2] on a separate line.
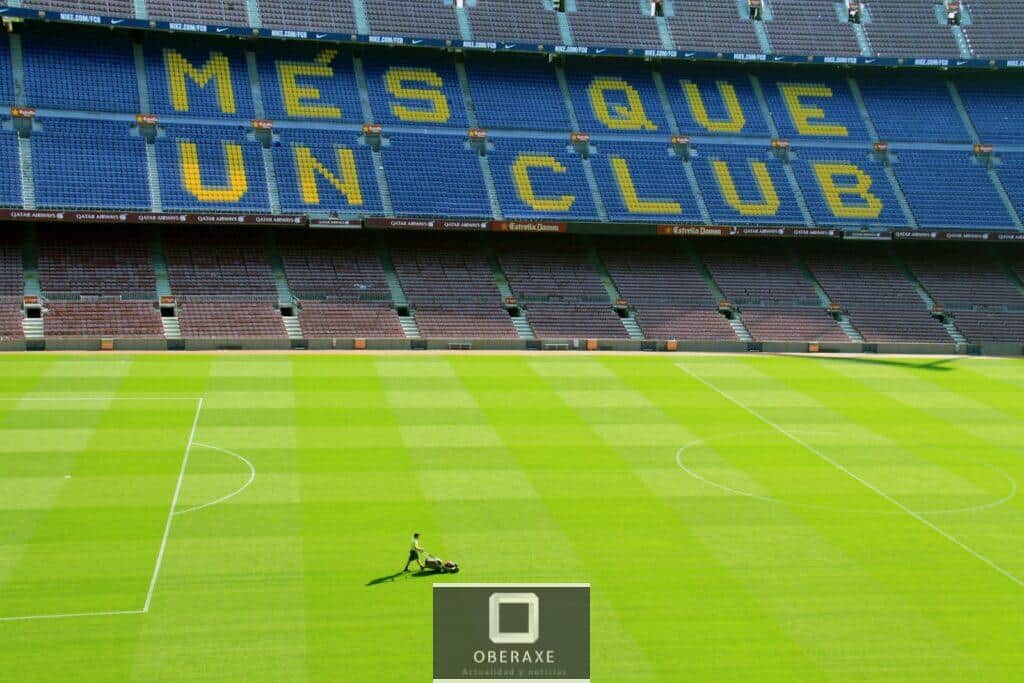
[22, 318, 44, 340]
[836, 315, 865, 343]
[511, 315, 534, 340]
[620, 315, 645, 341]
[943, 319, 967, 345]
[728, 315, 753, 342]
[161, 317, 181, 340]
[282, 315, 303, 340]
[399, 315, 420, 339]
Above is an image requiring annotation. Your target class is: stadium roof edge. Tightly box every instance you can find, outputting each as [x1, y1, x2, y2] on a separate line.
[1, 6, 1021, 72]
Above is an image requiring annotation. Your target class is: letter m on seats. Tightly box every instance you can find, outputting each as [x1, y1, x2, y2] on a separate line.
[165, 50, 237, 114]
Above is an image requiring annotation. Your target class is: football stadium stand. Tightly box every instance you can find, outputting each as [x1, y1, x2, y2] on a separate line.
[36, 227, 156, 297]
[389, 233, 518, 339]
[899, 244, 1024, 343]
[494, 235, 628, 339]
[0, 7, 1022, 351]
[1, 33, 1023, 230]
[800, 241, 951, 343]
[763, 0, 862, 58]
[12, 0, 1018, 61]
[466, 0, 563, 45]
[962, 1, 1024, 58]
[695, 239, 848, 342]
[595, 237, 736, 341]
[861, 0, 963, 58]
[664, 0, 762, 54]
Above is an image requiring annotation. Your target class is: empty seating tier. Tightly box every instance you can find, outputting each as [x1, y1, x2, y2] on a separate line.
[4, 0, 1024, 61]
[801, 242, 949, 343]
[43, 301, 163, 338]
[298, 302, 404, 339]
[164, 230, 277, 299]
[37, 227, 156, 298]
[765, 0, 861, 57]
[278, 231, 391, 301]
[467, 1, 563, 44]
[596, 237, 736, 341]
[177, 302, 287, 338]
[389, 233, 516, 338]
[696, 239, 846, 342]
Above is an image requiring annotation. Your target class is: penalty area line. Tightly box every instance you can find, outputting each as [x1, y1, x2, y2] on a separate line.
[0, 609, 144, 624]
[143, 397, 204, 613]
[676, 363, 1024, 589]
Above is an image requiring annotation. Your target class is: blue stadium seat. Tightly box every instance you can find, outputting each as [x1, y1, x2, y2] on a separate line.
[691, 144, 805, 225]
[273, 128, 382, 215]
[361, 52, 469, 129]
[21, 25, 139, 113]
[464, 54, 571, 132]
[790, 146, 909, 227]
[0, 29, 13, 106]
[0, 125, 20, 207]
[156, 124, 270, 212]
[660, 64, 771, 139]
[760, 71, 870, 141]
[487, 136, 598, 220]
[590, 140, 703, 223]
[856, 71, 970, 143]
[380, 133, 491, 218]
[145, 37, 255, 119]
[892, 150, 1016, 229]
[994, 153, 1024, 224]
[563, 58, 669, 136]
[257, 45, 363, 124]
[33, 118, 149, 210]
[955, 73, 1024, 144]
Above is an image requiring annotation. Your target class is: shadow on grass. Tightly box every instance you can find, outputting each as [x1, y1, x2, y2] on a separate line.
[365, 569, 448, 586]
[795, 355, 960, 372]
[365, 571, 407, 586]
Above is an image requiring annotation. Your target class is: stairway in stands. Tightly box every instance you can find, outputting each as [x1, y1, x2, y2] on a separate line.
[585, 239, 645, 340]
[681, 240, 753, 342]
[265, 231, 305, 341]
[890, 248, 967, 344]
[790, 245, 865, 343]
[374, 234, 421, 339]
[480, 236, 535, 340]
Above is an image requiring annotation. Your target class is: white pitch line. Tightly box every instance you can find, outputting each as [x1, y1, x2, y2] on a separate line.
[676, 363, 1024, 589]
[173, 443, 256, 516]
[142, 397, 204, 613]
[0, 609, 144, 624]
[0, 397, 203, 402]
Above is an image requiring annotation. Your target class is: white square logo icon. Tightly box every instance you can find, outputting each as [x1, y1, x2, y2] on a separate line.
[488, 592, 540, 644]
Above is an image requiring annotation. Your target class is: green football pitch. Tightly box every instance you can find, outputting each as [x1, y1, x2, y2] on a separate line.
[0, 352, 1022, 682]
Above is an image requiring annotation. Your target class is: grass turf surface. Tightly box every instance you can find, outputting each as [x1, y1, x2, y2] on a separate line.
[0, 353, 1023, 681]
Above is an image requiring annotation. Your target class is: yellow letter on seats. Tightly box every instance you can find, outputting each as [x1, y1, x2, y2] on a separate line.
[813, 162, 882, 218]
[165, 49, 237, 114]
[610, 157, 682, 214]
[277, 50, 342, 119]
[587, 77, 658, 131]
[294, 146, 363, 206]
[512, 154, 575, 212]
[384, 67, 451, 123]
[711, 160, 780, 216]
[179, 141, 249, 203]
[779, 84, 848, 137]
[682, 80, 746, 134]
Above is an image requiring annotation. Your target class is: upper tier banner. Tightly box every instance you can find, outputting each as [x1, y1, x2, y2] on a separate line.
[2, 210, 1023, 242]
[0, 7, 1019, 71]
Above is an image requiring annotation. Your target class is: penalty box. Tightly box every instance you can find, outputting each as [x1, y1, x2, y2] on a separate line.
[0, 397, 203, 622]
